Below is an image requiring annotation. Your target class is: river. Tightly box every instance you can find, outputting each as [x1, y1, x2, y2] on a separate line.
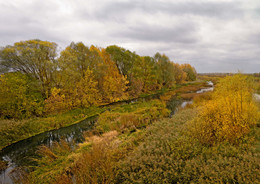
[0, 82, 214, 183]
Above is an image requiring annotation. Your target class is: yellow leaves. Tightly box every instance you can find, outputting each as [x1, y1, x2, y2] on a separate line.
[95, 49, 129, 103]
[102, 74, 129, 103]
[45, 68, 103, 112]
[189, 74, 259, 145]
[44, 87, 68, 114]
[0, 72, 44, 118]
[181, 63, 197, 81]
[75, 68, 102, 107]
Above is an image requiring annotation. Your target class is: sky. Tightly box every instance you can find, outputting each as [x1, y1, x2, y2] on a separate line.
[0, 0, 259, 73]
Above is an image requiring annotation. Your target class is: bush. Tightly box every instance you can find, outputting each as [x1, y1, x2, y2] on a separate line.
[96, 100, 170, 133]
[189, 74, 259, 145]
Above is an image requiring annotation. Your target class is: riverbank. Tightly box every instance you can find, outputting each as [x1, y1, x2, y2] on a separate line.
[0, 106, 106, 150]
[0, 81, 208, 151]
[22, 75, 260, 184]
[22, 104, 260, 183]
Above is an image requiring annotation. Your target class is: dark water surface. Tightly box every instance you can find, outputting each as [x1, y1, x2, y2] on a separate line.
[0, 116, 97, 183]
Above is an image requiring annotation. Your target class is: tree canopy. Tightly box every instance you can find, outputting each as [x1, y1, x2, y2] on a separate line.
[0, 39, 197, 118]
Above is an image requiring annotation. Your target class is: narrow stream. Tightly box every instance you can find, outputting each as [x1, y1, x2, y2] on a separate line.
[0, 82, 214, 184]
[0, 116, 97, 183]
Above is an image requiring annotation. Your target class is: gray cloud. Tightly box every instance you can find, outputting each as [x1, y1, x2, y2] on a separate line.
[111, 23, 199, 44]
[0, 0, 259, 73]
[83, 1, 244, 22]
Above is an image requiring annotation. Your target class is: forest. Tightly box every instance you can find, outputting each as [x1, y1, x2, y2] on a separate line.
[0, 39, 196, 119]
[0, 40, 259, 184]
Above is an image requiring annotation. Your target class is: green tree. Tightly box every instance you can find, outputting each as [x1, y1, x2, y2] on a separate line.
[0, 40, 58, 97]
[106, 45, 133, 76]
[181, 64, 197, 81]
[0, 72, 44, 119]
[154, 52, 175, 87]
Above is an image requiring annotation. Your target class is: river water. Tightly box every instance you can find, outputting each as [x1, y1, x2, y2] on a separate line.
[0, 82, 214, 184]
[0, 116, 97, 183]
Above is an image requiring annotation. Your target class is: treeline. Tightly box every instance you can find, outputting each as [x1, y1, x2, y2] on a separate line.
[0, 39, 196, 119]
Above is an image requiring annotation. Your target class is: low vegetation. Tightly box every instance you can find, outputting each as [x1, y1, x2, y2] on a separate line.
[116, 109, 259, 183]
[15, 74, 259, 183]
[95, 99, 170, 134]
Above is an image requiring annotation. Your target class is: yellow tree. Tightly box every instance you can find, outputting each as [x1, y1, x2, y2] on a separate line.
[172, 63, 187, 83]
[189, 74, 259, 144]
[92, 47, 129, 103]
[181, 64, 197, 81]
[44, 87, 68, 114]
[75, 68, 102, 107]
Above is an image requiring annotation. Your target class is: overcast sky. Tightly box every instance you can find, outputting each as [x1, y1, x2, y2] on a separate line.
[0, 0, 259, 73]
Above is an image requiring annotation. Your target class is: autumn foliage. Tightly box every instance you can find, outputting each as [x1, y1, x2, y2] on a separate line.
[0, 40, 196, 118]
[189, 74, 259, 144]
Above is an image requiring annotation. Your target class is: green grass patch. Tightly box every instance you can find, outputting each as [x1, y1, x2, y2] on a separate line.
[95, 99, 170, 134]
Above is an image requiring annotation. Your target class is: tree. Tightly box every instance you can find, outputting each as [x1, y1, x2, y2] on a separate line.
[44, 87, 68, 114]
[181, 64, 197, 81]
[106, 45, 133, 76]
[58, 44, 128, 104]
[154, 53, 175, 87]
[0, 40, 58, 97]
[131, 56, 160, 93]
[172, 63, 187, 84]
[98, 48, 128, 102]
[75, 68, 102, 107]
[0, 72, 44, 118]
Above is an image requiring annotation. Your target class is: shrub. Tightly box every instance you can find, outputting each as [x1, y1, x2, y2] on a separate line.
[96, 100, 170, 133]
[72, 131, 119, 184]
[189, 74, 259, 145]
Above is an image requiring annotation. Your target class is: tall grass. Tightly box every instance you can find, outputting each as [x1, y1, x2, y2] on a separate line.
[95, 99, 170, 134]
[115, 108, 260, 183]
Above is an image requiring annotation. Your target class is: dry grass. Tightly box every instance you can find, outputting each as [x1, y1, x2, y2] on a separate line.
[175, 84, 205, 93]
[72, 131, 120, 184]
[115, 108, 260, 183]
[0, 160, 8, 171]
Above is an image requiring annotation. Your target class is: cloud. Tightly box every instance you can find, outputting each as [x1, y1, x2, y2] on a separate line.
[0, 0, 259, 73]
[110, 23, 199, 44]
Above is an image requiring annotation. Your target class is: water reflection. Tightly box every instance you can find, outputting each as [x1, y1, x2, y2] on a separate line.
[0, 115, 97, 183]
